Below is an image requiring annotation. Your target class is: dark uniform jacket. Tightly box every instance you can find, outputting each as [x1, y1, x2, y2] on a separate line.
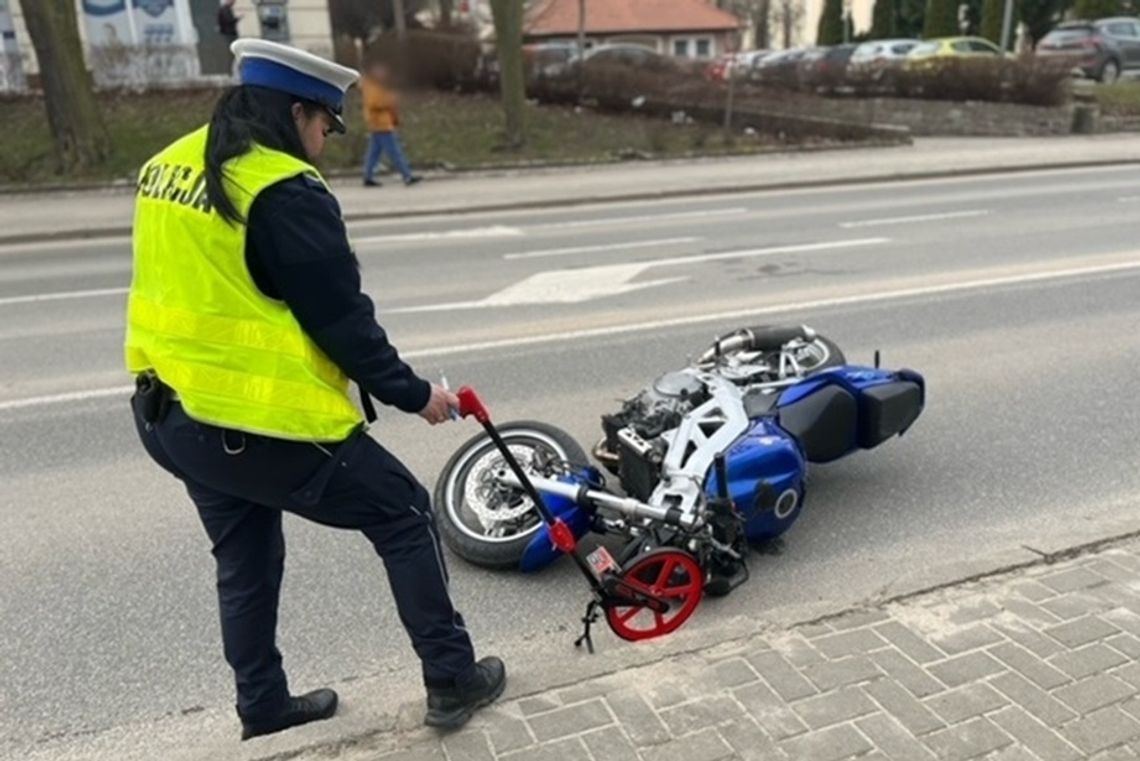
[245, 175, 431, 417]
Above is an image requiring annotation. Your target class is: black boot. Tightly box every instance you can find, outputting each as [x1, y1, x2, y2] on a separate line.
[425, 657, 506, 730]
[240, 688, 339, 740]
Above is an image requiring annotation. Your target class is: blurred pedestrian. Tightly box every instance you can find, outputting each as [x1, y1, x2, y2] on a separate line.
[360, 62, 421, 187]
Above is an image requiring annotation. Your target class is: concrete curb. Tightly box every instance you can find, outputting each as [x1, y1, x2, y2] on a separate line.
[0, 138, 905, 197]
[3, 157, 1138, 248]
[244, 524, 1140, 761]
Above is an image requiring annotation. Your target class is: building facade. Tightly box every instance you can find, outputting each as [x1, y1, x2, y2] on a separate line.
[524, 0, 742, 60]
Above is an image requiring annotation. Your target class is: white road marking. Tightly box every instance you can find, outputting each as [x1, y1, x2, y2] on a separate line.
[839, 210, 989, 228]
[502, 237, 698, 260]
[392, 238, 888, 312]
[4, 257, 1139, 413]
[0, 235, 131, 256]
[397, 258, 1140, 358]
[0, 386, 133, 412]
[0, 287, 128, 307]
[1118, 196, 1140, 202]
[353, 225, 524, 245]
[531, 207, 749, 230]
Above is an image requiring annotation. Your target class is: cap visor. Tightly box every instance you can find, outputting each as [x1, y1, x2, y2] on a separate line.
[327, 109, 346, 134]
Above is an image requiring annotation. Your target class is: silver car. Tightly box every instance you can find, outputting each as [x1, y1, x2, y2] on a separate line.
[849, 38, 921, 70]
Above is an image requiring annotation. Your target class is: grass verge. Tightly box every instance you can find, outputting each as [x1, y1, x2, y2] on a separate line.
[0, 88, 810, 186]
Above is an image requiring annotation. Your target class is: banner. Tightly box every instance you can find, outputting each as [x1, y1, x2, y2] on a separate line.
[0, 0, 25, 92]
[82, 0, 200, 85]
[130, 0, 180, 47]
[81, 0, 135, 48]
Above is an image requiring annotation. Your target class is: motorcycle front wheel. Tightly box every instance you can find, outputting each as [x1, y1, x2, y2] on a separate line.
[434, 421, 587, 569]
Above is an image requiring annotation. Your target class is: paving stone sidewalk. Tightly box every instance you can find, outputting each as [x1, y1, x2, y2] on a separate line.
[309, 538, 1140, 761]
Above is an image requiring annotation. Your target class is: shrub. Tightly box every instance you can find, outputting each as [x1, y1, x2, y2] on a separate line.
[365, 29, 482, 91]
[891, 57, 1072, 106]
[753, 55, 1071, 106]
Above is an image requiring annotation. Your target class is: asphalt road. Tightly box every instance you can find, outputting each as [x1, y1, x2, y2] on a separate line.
[3, 166, 1140, 760]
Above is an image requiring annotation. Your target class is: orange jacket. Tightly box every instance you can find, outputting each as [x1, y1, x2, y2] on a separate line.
[360, 77, 398, 132]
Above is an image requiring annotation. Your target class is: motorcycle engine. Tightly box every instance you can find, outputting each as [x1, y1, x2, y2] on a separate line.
[600, 371, 708, 501]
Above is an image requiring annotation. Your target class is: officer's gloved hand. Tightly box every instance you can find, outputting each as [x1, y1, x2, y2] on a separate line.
[420, 384, 460, 425]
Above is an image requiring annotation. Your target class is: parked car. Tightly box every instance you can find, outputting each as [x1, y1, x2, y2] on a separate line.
[705, 53, 737, 81]
[906, 36, 1005, 69]
[798, 44, 859, 92]
[704, 50, 770, 81]
[565, 44, 699, 87]
[807, 44, 859, 74]
[1036, 18, 1140, 83]
[849, 38, 921, 71]
[750, 47, 810, 84]
[523, 42, 579, 82]
[579, 44, 672, 69]
[733, 49, 771, 73]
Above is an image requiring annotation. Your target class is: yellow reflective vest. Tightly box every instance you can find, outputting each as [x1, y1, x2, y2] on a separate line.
[125, 126, 363, 442]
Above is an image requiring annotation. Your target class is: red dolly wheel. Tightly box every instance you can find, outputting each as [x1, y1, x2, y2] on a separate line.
[606, 549, 703, 642]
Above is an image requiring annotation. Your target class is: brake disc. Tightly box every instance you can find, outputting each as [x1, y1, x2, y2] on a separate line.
[462, 444, 545, 527]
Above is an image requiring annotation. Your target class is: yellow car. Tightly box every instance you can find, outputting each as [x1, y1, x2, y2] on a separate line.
[905, 36, 1007, 69]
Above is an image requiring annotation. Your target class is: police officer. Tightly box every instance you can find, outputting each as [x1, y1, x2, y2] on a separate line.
[126, 39, 505, 740]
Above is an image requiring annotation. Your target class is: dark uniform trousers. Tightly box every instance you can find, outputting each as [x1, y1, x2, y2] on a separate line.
[131, 396, 476, 721]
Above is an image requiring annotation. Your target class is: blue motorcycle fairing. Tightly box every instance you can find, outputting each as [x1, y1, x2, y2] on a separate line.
[704, 417, 806, 542]
[777, 365, 923, 406]
[776, 365, 925, 463]
[519, 470, 600, 573]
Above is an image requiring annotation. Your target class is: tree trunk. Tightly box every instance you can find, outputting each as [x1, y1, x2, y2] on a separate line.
[440, 0, 453, 27]
[755, 0, 771, 49]
[21, 0, 110, 174]
[393, 0, 408, 38]
[577, 0, 586, 96]
[490, 0, 525, 148]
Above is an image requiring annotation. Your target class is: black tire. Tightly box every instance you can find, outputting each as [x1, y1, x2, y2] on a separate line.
[1099, 59, 1121, 84]
[434, 420, 587, 569]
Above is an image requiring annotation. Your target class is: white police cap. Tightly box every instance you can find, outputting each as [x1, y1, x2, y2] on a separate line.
[231, 39, 359, 133]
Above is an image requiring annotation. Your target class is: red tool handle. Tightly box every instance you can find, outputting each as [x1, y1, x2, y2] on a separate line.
[456, 385, 490, 423]
[454, 385, 576, 553]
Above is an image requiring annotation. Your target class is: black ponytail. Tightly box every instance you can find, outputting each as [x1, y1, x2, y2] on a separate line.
[204, 85, 323, 225]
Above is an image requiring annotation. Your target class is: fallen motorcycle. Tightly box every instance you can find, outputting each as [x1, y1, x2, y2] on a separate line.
[446, 325, 924, 649]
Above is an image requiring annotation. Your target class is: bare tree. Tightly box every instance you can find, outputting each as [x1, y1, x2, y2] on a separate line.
[771, 0, 805, 47]
[755, 0, 772, 48]
[22, 0, 110, 173]
[489, 0, 525, 147]
[393, 0, 408, 38]
[576, 0, 586, 95]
